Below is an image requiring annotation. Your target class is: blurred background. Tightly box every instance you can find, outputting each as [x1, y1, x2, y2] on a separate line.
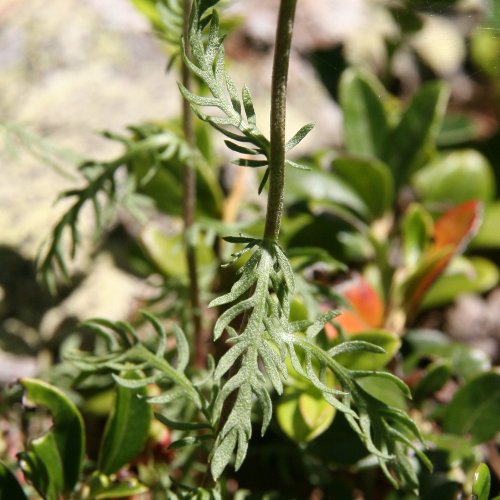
[1, 0, 499, 379]
[1, 1, 500, 496]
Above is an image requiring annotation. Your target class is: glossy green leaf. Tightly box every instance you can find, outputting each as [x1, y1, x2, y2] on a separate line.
[19, 434, 63, 500]
[98, 372, 152, 475]
[472, 463, 491, 500]
[140, 226, 186, 277]
[87, 472, 148, 500]
[383, 81, 449, 187]
[437, 113, 478, 146]
[401, 203, 433, 268]
[290, 296, 309, 322]
[339, 69, 390, 158]
[286, 165, 370, 219]
[413, 150, 495, 204]
[277, 386, 335, 443]
[421, 257, 498, 309]
[404, 329, 490, 381]
[94, 482, 148, 500]
[356, 375, 407, 410]
[413, 360, 452, 402]
[299, 390, 336, 434]
[20, 378, 84, 494]
[472, 202, 500, 249]
[442, 372, 500, 443]
[0, 462, 27, 500]
[471, 27, 500, 78]
[334, 330, 401, 371]
[332, 157, 394, 220]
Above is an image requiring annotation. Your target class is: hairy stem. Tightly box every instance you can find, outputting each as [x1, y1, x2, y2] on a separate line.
[182, 0, 205, 367]
[263, 0, 298, 242]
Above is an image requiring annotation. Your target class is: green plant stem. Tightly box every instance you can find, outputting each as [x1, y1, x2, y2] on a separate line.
[182, 0, 205, 367]
[263, 0, 298, 242]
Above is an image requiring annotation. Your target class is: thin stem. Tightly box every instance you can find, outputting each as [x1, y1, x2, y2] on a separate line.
[263, 0, 298, 242]
[182, 0, 205, 368]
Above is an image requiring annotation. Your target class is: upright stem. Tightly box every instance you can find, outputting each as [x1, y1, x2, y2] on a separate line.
[263, 0, 298, 242]
[182, 0, 205, 367]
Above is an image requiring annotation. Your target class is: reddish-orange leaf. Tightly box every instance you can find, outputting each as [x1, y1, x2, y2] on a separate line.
[434, 200, 482, 251]
[405, 200, 482, 318]
[326, 274, 385, 337]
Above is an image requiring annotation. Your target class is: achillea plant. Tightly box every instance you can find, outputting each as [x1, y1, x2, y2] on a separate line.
[4, 1, 436, 498]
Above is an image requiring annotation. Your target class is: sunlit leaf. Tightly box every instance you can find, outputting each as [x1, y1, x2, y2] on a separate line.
[401, 203, 433, 269]
[383, 81, 449, 187]
[339, 69, 390, 159]
[402, 200, 483, 317]
[87, 472, 148, 500]
[472, 202, 500, 249]
[332, 156, 394, 220]
[413, 150, 495, 204]
[327, 274, 385, 336]
[277, 385, 335, 443]
[472, 463, 491, 500]
[140, 223, 214, 279]
[420, 256, 498, 309]
[334, 330, 401, 370]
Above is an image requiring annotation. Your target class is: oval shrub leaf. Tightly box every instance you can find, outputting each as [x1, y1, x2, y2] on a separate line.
[277, 386, 335, 444]
[472, 202, 500, 249]
[98, 372, 153, 474]
[472, 463, 491, 500]
[421, 256, 498, 309]
[413, 360, 452, 402]
[412, 150, 495, 204]
[339, 68, 390, 159]
[332, 156, 394, 220]
[334, 330, 401, 371]
[20, 378, 84, 494]
[383, 81, 449, 187]
[442, 372, 500, 443]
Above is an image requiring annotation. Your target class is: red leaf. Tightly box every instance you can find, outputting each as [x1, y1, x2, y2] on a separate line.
[405, 200, 482, 317]
[326, 274, 385, 337]
[434, 200, 482, 251]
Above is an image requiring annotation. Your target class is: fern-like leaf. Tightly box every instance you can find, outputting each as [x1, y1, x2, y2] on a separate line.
[37, 128, 189, 293]
[180, 1, 313, 192]
[208, 240, 428, 490]
[208, 239, 293, 479]
[68, 311, 202, 407]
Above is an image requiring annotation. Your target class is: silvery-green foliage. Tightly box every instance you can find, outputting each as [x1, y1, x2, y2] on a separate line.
[180, 0, 313, 193]
[207, 237, 292, 478]
[178, 0, 431, 490]
[157, 0, 184, 63]
[1, 121, 82, 180]
[38, 128, 190, 293]
[68, 311, 202, 408]
[208, 237, 429, 490]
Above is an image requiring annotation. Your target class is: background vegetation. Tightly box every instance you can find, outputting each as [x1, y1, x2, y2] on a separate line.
[1, 0, 500, 498]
